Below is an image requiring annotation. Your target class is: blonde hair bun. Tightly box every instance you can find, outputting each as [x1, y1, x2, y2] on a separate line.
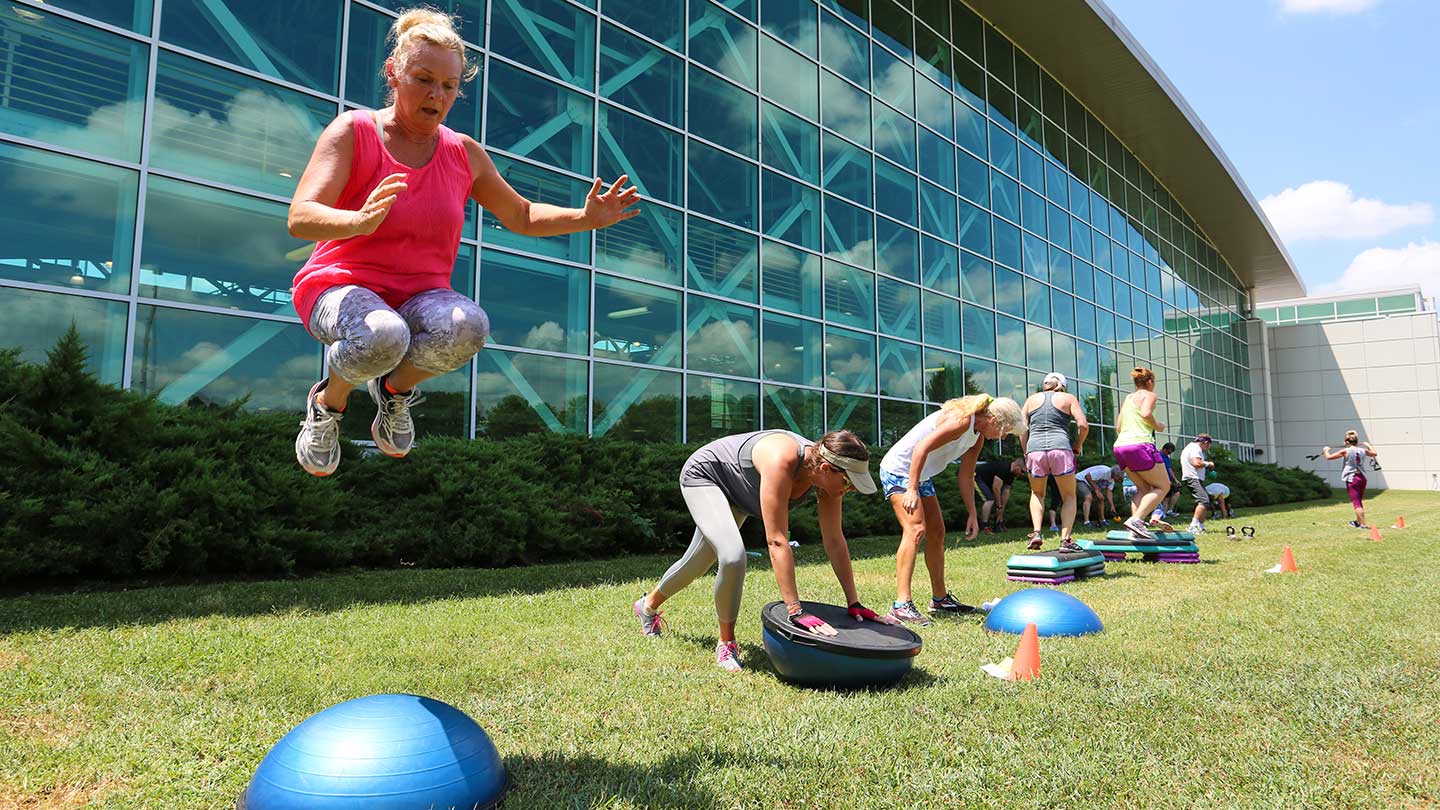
[388, 7, 479, 84]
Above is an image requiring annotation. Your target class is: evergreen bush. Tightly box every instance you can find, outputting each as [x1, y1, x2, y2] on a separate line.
[0, 330, 1331, 589]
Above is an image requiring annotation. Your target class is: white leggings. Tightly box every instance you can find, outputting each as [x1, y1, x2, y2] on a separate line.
[654, 485, 750, 624]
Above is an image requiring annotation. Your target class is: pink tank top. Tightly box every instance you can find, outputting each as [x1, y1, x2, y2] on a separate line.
[291, 110, 472, 330]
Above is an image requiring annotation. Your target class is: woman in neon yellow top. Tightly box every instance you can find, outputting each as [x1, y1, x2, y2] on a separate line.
[1111, 367, 1171, 539]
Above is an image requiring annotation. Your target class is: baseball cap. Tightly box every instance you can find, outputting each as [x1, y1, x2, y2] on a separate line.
[815, 444, 877, 494]
[1042, 371, 1068, 390]
[1195, 433, 1213, 443]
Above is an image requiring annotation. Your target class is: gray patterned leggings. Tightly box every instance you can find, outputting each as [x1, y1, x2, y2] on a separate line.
[308, 285, 489, 384]
[654, 485, 750, 624]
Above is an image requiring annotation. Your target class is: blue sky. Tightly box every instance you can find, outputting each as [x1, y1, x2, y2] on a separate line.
[1102, 0, 1440, 303]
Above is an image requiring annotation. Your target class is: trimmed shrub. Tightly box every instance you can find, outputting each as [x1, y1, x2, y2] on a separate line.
[0, 331, 1330, 589]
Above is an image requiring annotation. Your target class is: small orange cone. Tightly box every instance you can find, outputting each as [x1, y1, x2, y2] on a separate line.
[1008, 623, 1041, 681]
[1369, 526, 1383, 542]
[1393, 516, 1406, 529]
[1279, 545, 1299, 573]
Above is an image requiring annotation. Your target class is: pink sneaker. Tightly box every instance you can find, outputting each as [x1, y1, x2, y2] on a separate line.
[1124, 516, 1155, 540]
[633, 596, 665, 638]
[715, 641, 742, 672]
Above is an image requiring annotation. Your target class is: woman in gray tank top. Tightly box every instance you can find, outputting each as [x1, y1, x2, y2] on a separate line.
[1019, 372, 1089, 551]
[632, 430, 898, 672]
[1321, 429, 1378, 528]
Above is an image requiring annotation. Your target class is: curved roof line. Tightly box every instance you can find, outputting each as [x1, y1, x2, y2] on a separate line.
[966, 0, 1306, 301]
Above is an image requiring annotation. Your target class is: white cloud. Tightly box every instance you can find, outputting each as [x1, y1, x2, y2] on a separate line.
[1320, 241, 1440, 302]
[1279, 0, 1380, 13]
[1259, 181, 1432, 243]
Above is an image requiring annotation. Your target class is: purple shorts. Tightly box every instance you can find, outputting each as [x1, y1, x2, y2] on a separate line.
[1026, 449, 1076, 478]
[1346, 475, 1367, 508]
[1114, 443, 1166, 473]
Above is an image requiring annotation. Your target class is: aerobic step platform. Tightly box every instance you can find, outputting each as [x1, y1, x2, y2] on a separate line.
[1005, 549, 1106, 583]
[1077, 531, 1198, 562]
[1104, 530, 1196, 543]
[1006, 564, 1106, 584]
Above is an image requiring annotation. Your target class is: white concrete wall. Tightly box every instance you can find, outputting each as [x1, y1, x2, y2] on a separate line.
[1266, 311, 1440, 492]
[1246, 318, 1275, 458]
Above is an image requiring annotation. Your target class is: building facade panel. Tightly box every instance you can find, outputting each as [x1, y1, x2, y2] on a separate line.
[2, 0, 1257, 452]
[1265, 310, 1440, 491]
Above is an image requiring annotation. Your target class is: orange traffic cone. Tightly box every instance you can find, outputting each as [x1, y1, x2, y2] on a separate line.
[1279, 545, 1299, 573]
[1009, 623, 1041, 681]
[1393, 516, 1406, 529]
[1369, 526, 1382, 542]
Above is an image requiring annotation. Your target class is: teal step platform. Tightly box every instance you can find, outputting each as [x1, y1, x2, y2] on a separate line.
[1005, 549, 1106, 571]
[1077, 539, 1199, 554]
[1005, 549, 1106, 583]
[1104, 530, 1195, 542]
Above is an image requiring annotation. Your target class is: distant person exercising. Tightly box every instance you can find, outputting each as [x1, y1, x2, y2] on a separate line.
[1019, 372, 1089, 551]
[288, 8, 639, 475]
[1159, 442, 1182, 518]
[1077, 463, 1119, 525]
[1322, 430, 1378, 529]
[1204, 481, 1234, 519]
[1111, 367, 1171, 539]
[1179, 434, 1216, 534]
[974, 458, 1023, 533]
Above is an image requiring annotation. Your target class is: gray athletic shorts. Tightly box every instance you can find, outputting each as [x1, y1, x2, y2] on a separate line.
[1182, 477, 1212, 507]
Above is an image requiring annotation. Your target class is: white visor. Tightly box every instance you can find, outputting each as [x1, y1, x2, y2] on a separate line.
[815, 445, 877, 495]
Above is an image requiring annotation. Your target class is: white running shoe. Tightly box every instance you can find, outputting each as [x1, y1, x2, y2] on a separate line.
[367, 376, 425, 457]
[634, 596, 665, 638]
[716, 641, 742, 672]
[295, 380, 343, 476]
[1124, 516, 1155, 540]
[1189, 521, 1205, 534]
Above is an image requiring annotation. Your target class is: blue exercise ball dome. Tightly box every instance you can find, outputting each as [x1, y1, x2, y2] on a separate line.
[237, 694, 506, 810]
[983, 588, 1103, 637]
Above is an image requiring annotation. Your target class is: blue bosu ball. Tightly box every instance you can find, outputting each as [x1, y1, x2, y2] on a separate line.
[983, 588, 1103, 637]
[237, 694, 506, 810]
[761, 601, 923, 688]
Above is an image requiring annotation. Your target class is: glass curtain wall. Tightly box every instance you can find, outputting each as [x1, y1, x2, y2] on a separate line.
[0, 0, 1255, 450]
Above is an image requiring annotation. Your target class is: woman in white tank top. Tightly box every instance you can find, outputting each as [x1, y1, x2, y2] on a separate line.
[877, 394, 1023, 624]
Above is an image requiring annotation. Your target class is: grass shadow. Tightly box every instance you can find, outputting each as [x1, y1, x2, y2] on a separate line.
[504, 748, 786, 809]
[0, 494, 1359, 635]
[0, 557, 670, 635]
[666, 631, 941, 693]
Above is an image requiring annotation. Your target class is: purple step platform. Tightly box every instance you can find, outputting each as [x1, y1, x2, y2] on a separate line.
[1143, 552, 1200, 563]
[1006, 573, 1076, 584]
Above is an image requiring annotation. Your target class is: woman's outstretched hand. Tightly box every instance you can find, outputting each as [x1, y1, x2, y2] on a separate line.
[584, 175, 642, 228]
[352, 172, 407, 236]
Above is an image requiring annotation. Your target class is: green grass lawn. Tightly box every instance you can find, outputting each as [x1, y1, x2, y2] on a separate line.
[2, 490, 1438, 809]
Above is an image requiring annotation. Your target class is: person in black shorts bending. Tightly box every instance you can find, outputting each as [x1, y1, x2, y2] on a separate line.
[975, 458, 1022, 532]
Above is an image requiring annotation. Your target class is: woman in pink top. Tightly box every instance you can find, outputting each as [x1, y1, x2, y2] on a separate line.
[288, 9, 639, 476]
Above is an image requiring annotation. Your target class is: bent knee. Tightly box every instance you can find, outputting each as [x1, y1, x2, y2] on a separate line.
[331, 312, 410, 382]
[906, 521, 929, 543]
[408, 302, 491, 373]
[715, 553, 748, 576]
[446, 301, 490, 355]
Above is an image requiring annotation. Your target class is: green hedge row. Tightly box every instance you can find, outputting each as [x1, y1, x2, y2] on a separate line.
[0, 331, 1329, 588]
